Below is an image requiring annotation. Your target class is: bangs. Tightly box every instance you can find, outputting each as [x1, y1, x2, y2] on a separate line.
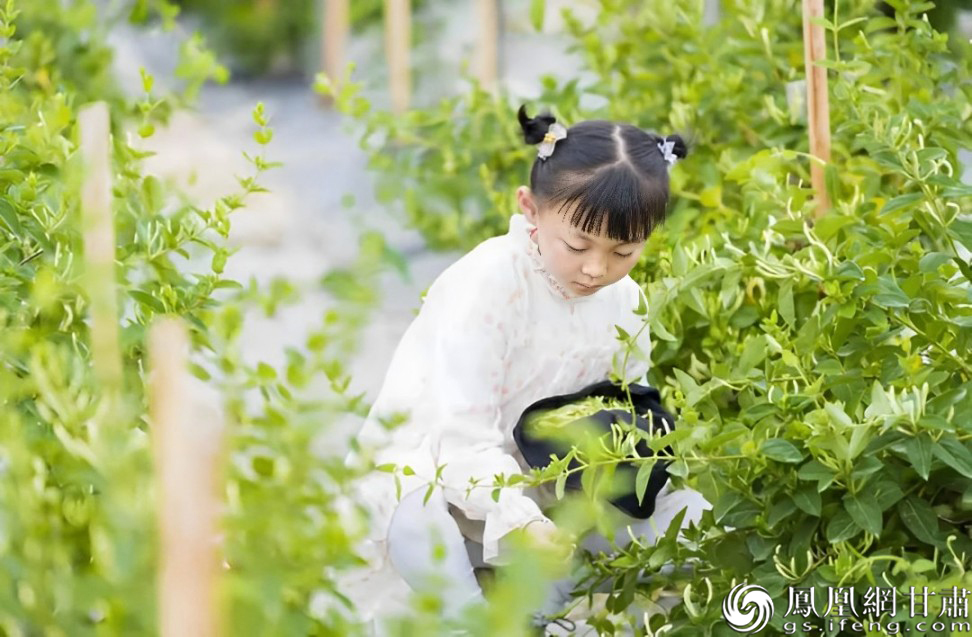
[548, 165, 668, 244]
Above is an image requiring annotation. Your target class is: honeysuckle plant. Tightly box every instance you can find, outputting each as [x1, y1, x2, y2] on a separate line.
[322, 0, 972, 634]
[0, 1, 391, 634]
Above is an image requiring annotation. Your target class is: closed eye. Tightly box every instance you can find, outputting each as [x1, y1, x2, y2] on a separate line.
[564, 241, 634, 258]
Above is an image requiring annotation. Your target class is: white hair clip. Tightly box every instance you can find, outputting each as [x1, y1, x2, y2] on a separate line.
[658, 139, 678, 166]
[537, 122, 567, 160]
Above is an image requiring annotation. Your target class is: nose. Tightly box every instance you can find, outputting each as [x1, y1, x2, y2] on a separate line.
[580, 255, 607, 280]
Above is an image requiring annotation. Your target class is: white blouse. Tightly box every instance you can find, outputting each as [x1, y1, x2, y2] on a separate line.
[346, 212, 653, 566]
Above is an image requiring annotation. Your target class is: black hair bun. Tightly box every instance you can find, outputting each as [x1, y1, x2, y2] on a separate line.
[518, 104, 557, 145]
[663, 133, 689, 161]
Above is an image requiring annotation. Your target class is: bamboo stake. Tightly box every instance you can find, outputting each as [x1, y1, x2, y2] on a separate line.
[321, 0, 350, 106]
[78, 102, 123, 392]
[384, 0, 411, 114]
[475, 0, 499, 91]
[150, 318, 224, 637]
[802, 0, 832, 219]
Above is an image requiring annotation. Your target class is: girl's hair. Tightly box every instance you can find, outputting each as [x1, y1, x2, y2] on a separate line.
[517, 105, 689, 243]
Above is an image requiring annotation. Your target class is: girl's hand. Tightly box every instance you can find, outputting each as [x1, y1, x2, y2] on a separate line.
[523, 519, 576, 559]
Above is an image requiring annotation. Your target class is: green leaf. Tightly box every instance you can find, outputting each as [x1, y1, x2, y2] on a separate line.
[634, 290, 647, 316]
[904, 435, 932, 480]
[932, 437, 972, 479]
[767, 497, 798, 526]
[865, 380, 896, 419]
[555, 471, 566, 500]
[721, 500, 762, 529]
[761, 438, 804, 463]
[942, 184, 972, 199]
[824, 162, 840, 204]
[824, 402, 855, 429]
[253, 128, 273, 145]
[188, 362, 211, 381]
[736, 334, 768, 375]
[712, 491, 745, 524]
[729, 305, 761, 330]
[647, 543, 673, 571]
[797, 459, 836, 484]
[808, 15, 835, 31]
[673, 368, 701, 401]
[792, 484, 822, 517]
[211, 250, 227, 274]
[256, 362, 276, 381]
[139, 66, 154, 92]
[666, 459, 689, 478]
[844, 494, 882, 536]
[834, 261, 865, 280]
[780, 350, 801, 370]
[778, 280, 795, 328]
[897, 496, 942, 546]
[635, 459, 655, 505]
[849, 455, 883, 480]
[529, 0, 545, 31]
[872, 275, 910, 308]
[129, 290, 166, 313]
[880, 192, 923, 214]
[581, 465, 596, 496]
[826, 508, 861, 543]
[863, 478, 905, 512]
[0, 197, 22, 234]
[847, 425, 872, 461]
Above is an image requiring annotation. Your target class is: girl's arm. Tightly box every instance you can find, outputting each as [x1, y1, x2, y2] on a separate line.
[423, 263, 551, 565]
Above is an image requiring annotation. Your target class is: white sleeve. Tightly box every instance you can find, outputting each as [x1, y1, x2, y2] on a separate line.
[423, 265, 548, 564]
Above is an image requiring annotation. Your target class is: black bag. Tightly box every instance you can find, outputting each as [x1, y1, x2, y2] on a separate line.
[512, 380, 675, 519]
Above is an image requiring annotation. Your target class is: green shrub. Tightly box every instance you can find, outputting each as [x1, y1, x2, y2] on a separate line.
[0, 1, 378, 633]
[171, 0, 430, 78]
[322, 0, 972, 633]
[172, 0, 315, 77]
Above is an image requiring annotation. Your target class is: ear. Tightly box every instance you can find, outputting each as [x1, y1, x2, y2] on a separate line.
[517, 186, 540, 225]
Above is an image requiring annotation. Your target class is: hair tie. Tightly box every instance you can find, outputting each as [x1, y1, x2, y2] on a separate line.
[537, 123, 567, 160]
[657, 139, 678, 167]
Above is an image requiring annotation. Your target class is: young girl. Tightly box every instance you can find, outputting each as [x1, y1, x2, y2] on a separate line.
[344, 105, 711, 632]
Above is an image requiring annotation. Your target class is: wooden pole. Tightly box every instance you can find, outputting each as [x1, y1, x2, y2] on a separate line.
[78, 102, 123, 393]
[384, 0, 411, 114]
[321, 0, 350, 106]
[802, 0, 832, 219]
[150, 318, 224, 637]
[475, 0, 499, 91]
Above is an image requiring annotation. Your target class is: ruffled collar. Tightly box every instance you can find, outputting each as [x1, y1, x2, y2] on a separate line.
[507, 213, 592, 302]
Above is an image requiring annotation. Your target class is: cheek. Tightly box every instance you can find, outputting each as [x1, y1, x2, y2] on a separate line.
[553, 243, 576, 262]
[612, 254, 640, 277]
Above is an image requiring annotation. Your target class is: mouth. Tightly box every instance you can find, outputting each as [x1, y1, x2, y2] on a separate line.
[575, 282, 601, 290]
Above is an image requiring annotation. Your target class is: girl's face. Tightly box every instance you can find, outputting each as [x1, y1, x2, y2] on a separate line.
[517, 186, 646, 296]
